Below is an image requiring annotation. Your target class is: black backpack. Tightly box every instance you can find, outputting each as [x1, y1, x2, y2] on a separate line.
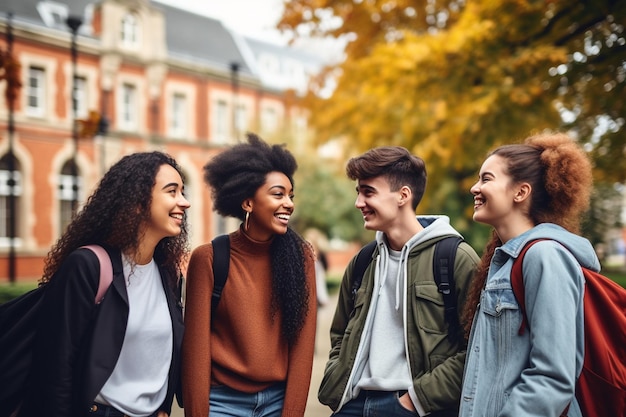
[0, 245, 113, 417]
[209, 235, 463, 341]
[350, 236, 463, 342]
[211, 234, 231, 318]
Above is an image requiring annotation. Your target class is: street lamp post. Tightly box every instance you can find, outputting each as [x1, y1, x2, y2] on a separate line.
[6, 12, 17, 283]
[230, 62, 240, 142]
[66, 15, 82, 215]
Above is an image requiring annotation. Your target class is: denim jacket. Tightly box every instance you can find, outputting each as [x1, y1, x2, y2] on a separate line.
[459, 223, 600, 417]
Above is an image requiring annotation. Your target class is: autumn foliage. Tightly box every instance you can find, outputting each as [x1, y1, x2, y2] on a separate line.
[279, 0, 626, 217]
[0, 49, 22, 104]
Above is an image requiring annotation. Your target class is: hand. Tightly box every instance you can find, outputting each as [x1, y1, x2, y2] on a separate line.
[157, 412, 168, 417]
[399, 392, 416, 412]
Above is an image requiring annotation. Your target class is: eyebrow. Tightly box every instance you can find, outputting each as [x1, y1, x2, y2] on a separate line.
[161, 182, 180, 190]
[356, 184, 376, 192]
[268, 184, 292, 192]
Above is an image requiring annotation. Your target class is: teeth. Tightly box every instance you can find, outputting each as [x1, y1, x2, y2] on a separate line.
[277, 214, 290, 220]
[171, 214, 183, 220]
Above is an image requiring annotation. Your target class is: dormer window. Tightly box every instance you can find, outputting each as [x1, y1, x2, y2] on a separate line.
[37, 1, 69, 29]
[121, 13, 140, 48]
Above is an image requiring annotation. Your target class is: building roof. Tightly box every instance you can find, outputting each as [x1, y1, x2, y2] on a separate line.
[1, 0, 329, 91]
[2, 0, 253, 74]
[151, 1, 253, 75]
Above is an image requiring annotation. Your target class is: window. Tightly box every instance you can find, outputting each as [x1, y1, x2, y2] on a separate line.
[120, 83, 137, 131]
[73, 76, 87, 119]
[58, 160, 81, 232]
[170, 93, 187, 138]
[0, 154, 22, 247]
[37, 1, 69, 29]
[234, 104, 247, 137]
[121, 13, 139, 47]
[27, 67, 45, 117]
[261, 107, 278, 135]
[213, 100, 229, 144]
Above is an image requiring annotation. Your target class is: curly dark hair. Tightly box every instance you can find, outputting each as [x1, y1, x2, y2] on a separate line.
[204, 132, 312, 345]
[42, 152, 190, 290]
[346, 146, 427, 210]
[461, 132, 593, 338]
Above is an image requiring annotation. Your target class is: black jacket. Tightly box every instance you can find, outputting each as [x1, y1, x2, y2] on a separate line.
[19, 246, 184, 417]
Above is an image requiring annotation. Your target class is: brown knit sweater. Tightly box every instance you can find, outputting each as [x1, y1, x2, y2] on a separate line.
[181, 228, 317, 417]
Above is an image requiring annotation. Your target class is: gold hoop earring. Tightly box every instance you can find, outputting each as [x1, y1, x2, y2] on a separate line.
[245, 211, 250, 231]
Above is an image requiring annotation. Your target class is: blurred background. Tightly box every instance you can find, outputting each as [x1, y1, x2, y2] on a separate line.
[0, 0, 624, 295]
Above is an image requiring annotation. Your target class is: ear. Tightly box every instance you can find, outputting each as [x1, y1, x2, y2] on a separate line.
[398, 185, 412, 207]
[513, 182, 532, 203]
[241, 198, 253, 212]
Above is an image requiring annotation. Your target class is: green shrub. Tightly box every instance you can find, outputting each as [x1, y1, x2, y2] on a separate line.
[0, 282, 39, 304]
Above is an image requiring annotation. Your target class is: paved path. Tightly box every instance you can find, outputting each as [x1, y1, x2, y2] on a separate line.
[172, 293, 338, 417]
[304, 293, 337, 417]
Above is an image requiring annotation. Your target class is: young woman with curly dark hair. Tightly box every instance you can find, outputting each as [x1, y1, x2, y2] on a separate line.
[19, 151, 190, 417]
[182, 133, 316, 417]
[459, 133, 599, 417]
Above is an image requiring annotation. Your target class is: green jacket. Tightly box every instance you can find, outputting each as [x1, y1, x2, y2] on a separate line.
[318, 234, 479, 415]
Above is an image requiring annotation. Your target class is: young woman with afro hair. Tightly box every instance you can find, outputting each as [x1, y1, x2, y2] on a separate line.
[17, 151, 190, 417]
[459, 132, 600, 417]
[182, 133, 317, 417]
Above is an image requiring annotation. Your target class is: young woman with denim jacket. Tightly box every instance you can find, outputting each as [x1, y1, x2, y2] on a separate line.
[459, 133, 600, 417]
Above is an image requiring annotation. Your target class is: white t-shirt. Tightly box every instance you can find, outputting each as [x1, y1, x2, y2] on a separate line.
[95, 257, 173, 417]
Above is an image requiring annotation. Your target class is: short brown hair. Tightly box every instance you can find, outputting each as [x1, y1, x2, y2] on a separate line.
[346, 146, 427, 210]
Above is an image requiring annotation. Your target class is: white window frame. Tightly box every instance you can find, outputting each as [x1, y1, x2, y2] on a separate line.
[37, 1, 69, 29]
[169, 93, 187, 138]
[121, 13, 140, 49]
[261, 106, 278, 135]
[234, 104, 247, 136]
[0, 169, 22, 247]
[213, 99, 229, 144]
[58, 168, 83, 233]
[119, 83, 137, 131]
[27, 66, 45, 117]
[73, 76, 88, 119]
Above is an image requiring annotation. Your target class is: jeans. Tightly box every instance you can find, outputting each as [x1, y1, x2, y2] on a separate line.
[209, 383, 285, 417]
[88, 402, 158, 417]
[332, 390, 417, 417]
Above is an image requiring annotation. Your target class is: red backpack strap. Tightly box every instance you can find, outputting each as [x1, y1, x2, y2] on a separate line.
[510, 239, 547, 335]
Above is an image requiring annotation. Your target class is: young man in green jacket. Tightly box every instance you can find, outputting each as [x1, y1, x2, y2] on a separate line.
[318, 146, 479, 417]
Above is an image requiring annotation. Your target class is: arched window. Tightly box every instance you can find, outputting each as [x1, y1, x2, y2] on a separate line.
[59, 160, 82, 232]
[0, 153, 22, 247]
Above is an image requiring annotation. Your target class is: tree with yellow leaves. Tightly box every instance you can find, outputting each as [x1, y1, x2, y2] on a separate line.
[279, 0, 625, 238]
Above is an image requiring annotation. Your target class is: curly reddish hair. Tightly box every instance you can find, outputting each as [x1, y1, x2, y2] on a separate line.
[461, 132, 593, 338]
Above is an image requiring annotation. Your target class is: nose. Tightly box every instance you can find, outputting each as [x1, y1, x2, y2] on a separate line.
[470, 181, 480, 196]
[179, 194, 191, 209]
[355, 194, 365, 208]
[283, 196, 294, 209]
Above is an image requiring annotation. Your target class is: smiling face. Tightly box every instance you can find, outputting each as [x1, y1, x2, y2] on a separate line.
[244, 171, 294, 241]
[470, 154, 519, 229]
[354, 176, 404, 233]
[144, 164, 190, 245]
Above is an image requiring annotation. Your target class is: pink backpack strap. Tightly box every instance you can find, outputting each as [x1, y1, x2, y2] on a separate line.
[82, 245, 113, 304]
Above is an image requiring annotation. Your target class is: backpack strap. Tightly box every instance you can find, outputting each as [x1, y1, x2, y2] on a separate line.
[211, 235, 231, 318]
[511, 239, 547, 335]
[82, 244, 113, 304]
[351, 240, 377, 300]
[433, 236, 463, 342]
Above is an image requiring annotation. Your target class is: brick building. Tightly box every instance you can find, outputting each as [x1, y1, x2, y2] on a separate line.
[0, 0, 324, 281]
